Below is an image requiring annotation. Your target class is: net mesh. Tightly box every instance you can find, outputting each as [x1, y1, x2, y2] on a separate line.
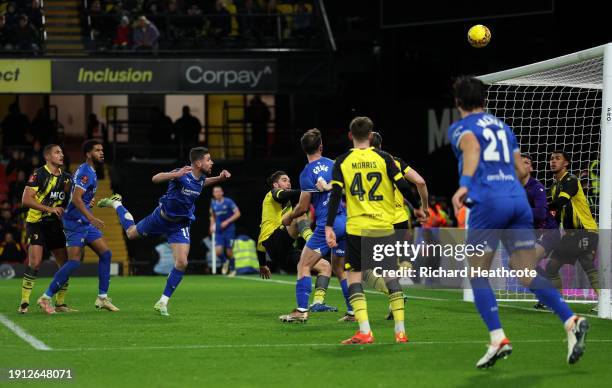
[484, 56, 603, 302]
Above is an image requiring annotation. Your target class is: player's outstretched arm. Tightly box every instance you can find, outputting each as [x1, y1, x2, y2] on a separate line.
[152, 166, 192, 184]
[204, 170, 231, 186]
[271, 188, 301, 204]
[404, 168, 429, 222]
[282, 192, 311, 226]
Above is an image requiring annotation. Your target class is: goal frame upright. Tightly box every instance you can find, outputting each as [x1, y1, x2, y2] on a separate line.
[474, 44, 612, 319]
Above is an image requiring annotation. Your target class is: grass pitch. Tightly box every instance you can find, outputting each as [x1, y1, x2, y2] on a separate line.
[1, 275, 612, 387]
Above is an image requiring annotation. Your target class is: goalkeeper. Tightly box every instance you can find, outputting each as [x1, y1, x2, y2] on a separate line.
[545, 151, 599, 294]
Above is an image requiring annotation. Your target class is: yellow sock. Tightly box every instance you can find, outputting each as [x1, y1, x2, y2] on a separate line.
[389, 291, 405, 324]
[313, 288, 326, 304]
[297, 219, 313, 242]
[363, 269, 389, 294]
[349, 293, 369, 324]
[21, 270, 37, 305]
[56, 283, 69, 305]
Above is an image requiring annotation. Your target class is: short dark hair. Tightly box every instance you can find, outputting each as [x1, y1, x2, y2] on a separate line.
[82, 139, 102, 156]
[520, 153, 532, 161]
[300, 128, 322, 155]
[453, 76, 486, 111]
[349, 116, 373, 141]
[43, 144, 60, 157]
[189, 146, 209, 163]
[552, 150, 571, 164]
[267, 170, 287, 188]
[371, 131, 382, 149]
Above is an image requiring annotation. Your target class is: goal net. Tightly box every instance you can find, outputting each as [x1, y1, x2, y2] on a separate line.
[472, 44, 612, 319]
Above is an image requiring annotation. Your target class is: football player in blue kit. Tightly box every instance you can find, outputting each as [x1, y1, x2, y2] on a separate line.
[37, 140, 119, 313]
[449, 76, 588, 368]
[278, 128, 353, 323]
[98, 147, 231, 316]
[209, 186, 241, 276]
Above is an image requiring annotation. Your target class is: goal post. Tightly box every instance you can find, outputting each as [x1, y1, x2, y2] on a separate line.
[471, 44, 612, 319]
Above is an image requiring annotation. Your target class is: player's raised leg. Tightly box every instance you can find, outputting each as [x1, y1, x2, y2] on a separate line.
[98, 194, 139, 239]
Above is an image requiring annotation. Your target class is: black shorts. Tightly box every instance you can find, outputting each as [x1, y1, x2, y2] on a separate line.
[26, 221, 66, 251]
[536, 228, 561, 256]
[346, 233, 397, 272]
[262, 226, 295, 264]
[393, 221, 409, 230]
[551, 230, 598, 264]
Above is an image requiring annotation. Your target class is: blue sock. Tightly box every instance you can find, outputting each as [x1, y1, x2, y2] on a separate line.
[229, 257, 235, 271]
[530, 275, 574, 323]
[340, 278, 352, 312]
[163, 268, 185, 298]
[98, 250, 112, 295]
[295, 276, 312, 311]
[45, 260, 81, 297]
[116, 205, 135, 232]
[470, 277, 502, 331]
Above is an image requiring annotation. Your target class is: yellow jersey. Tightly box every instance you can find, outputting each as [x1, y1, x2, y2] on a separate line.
[550, 172, 597, 230]
[25, 165, 72, 224]
[331, 147, 404, 236]
[392, 157, 412, 225]
[257, 189, 293, 251]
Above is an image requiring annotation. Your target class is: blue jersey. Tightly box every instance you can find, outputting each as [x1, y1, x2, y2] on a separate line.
[300, 157, 346, 227]
[159, 170, 205, 221]
[448, 112, 525, 203]
[64, 163, 97, 223]
[211, 197, 238, 230]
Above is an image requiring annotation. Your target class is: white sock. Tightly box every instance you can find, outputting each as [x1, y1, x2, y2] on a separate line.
[98, 294, 108, 299]
[297, 307, 308, 313]
[42, 293, 52, 299]
[111, 201, 122, 209]
[358, 320, 371, 334]
[490, 328, 506, 344]
[160, 295, 169, 304]
[395, 321, 405, 334]
[564, 315, 577, 331]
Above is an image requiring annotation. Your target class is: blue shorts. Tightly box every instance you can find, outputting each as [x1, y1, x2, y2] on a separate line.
[215, 228, 235, 250]
[137, 207, 192, 244]
[467, 196, 535, 254]
[306, 216, 346, 258]
[63, 219, 103, 247]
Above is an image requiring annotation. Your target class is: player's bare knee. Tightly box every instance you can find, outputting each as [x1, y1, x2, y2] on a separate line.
[175, 258, 188, 271]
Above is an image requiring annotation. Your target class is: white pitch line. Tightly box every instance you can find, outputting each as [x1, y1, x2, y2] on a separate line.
[0, 313, 52, 351]
[228, 276, 449, 302]
[230, 277, 603, 319]
[49, 338, 612, 352]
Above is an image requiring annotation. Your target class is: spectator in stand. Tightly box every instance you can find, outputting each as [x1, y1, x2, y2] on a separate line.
[293, 1, 313, 39]
[14, 14, 40, 52]
[0, 203, 19, 238]
[5, 3, 19, 28]
[166, 0, 182, 42]
[88, 0, 105, 45]
[5, 149, 29, 176]
[262, 0, 285, 39]
[238, 0, 263, 40]
[147, 1, 160, 15]
[0, 14, 15, 51]
[1, 102, 29, 147]
[27, 0, 43, 29]
[0, 232, 26, 263]
[113, 15, 132, 49]
[133, 15, 159, 50]
[245, 95, 270, 157]
[174, 105, 201, 150]
[26, 140, 43, 164]
[187, 3, 202, 16]
[209, 0, 231, 39]
[9, 170, 26, 207]
[31, 108, 57, 145]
